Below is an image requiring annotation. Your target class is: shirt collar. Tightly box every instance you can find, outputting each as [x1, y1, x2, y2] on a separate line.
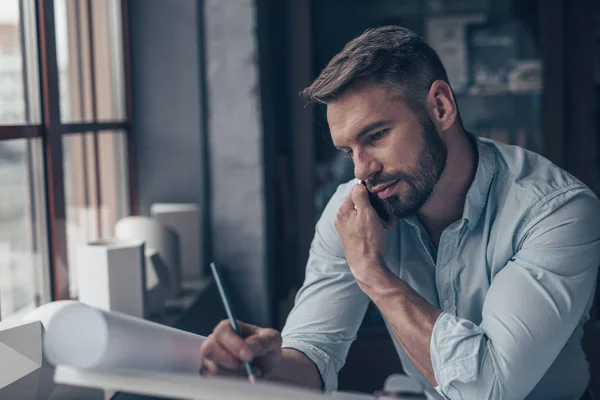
[403, 134, 497, 231]
[462, 134, 497, 230]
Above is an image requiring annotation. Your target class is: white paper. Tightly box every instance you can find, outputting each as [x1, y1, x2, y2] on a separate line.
[32, 301, 205, 374]
[54, 365, 375, 400]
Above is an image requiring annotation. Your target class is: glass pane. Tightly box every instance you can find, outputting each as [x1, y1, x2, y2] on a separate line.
[0, 138, 50, 319]
[92, 0, 126, 121]
[97, 130, 129, 238]
[0, 0, 41, 125]
[55, 0, 94, 123]
[63, 130, 129, 297]
[55, 0, 125, 123]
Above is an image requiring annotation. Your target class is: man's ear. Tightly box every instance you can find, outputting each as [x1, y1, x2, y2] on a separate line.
[425, 80, 457, 132]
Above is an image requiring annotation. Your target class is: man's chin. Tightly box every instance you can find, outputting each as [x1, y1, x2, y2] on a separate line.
[383, 193, 429, 219]
[388, 208, 419, 219]
[383, 200, 418, 219]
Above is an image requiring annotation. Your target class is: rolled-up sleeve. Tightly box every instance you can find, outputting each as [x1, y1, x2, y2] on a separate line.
[431, 189, 600, 399]
[281, 182, 370, 392]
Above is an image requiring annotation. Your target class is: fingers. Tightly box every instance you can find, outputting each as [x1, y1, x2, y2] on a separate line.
[213, 320, 255, 362]
[235, 320, 261, 338]
[337, 183, 373, 224]
[200, 358, 261, 378]
[200, 319, 282, 381]
[350, 183, 370, 210]
[200, 320, 277, 379]
[200, 338, 243, 370]
[245, 328, 282, 358]
[337, 191, 357, 219]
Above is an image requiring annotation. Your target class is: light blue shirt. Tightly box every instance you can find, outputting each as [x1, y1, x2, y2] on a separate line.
[281, 136, 600, 400]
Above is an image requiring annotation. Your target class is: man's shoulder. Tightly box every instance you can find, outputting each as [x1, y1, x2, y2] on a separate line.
[487, 139, 592, 203]
[484, 139, 600, 235]
[312, 179, 359, 258]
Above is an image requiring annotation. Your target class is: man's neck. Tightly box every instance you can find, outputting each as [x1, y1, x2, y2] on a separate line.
[416, 129, 478, 245]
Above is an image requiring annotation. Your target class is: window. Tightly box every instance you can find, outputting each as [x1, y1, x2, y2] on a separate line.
[55, 0, 126, 123]
[0, 0, 40, 125]
[0, 0, 133, 318]
[0, 138, 49, 318]
[63, 130, 129, 297]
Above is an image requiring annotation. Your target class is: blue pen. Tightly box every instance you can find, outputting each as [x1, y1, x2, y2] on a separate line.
[210, 262, 256, 383]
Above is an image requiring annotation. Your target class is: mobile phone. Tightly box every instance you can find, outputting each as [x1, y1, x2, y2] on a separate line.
[361, 180, 390, 223]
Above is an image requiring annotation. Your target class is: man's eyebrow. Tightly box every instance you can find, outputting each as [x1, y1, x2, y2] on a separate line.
[334, 120, 393, 150]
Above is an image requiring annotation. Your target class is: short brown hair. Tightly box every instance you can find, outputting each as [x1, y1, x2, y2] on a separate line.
[301, 26, 450, 115]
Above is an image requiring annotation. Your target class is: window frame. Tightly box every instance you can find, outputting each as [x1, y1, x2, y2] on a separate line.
[0, 0, 136, 302]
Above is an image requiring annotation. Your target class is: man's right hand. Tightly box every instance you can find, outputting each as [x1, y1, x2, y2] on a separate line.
[200, 319, 282, 380]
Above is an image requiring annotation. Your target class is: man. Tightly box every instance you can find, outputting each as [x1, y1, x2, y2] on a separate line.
[200, 26, 600, 399]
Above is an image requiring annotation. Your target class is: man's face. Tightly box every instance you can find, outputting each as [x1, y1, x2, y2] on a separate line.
[328, 84, 447, 218]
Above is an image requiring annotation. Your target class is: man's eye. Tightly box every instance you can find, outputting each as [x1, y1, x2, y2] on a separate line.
[344, 150, 353, 158]
[370, 129, 388, 142]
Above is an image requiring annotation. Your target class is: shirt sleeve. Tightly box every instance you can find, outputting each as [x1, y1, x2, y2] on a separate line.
[430, 188, 600, 399]
[281, 181, 371, 392]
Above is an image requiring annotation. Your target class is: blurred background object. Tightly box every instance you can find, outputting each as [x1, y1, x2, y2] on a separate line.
[150, 203, 203, 280]
[115, 216, 181, 298]
[76, 238, 145, 318]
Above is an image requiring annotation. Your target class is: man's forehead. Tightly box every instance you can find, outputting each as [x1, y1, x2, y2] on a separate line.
[328, 104, 370, 138]
[327, 86, 407, 141]
[327, 85, 388, 117]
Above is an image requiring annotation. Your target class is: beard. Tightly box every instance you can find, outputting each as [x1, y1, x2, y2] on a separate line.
[368, 116, 447, 219]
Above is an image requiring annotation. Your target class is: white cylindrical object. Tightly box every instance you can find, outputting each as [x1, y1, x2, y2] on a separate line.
[115, 216, 182, 296]
[150, 203, 202, 279]
[37, 301, 205, 374]
[76, 239, 145, 319]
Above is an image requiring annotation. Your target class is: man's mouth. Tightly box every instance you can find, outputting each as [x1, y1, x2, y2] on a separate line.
[371, 179, 400, 199]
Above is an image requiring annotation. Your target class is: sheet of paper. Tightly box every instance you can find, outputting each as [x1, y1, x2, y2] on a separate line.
[54, 365, 375, 400]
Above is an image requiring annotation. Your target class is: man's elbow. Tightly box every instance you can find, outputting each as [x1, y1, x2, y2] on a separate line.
[435, 357, 522, 400]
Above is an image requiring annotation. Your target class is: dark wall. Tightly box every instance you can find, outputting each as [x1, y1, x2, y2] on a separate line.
[203, 0, 272, 327]
[128, 0, 205, 216]
[128, 0, 273, 327]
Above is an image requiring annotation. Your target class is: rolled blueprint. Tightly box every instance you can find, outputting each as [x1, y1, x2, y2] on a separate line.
[26, 301, 205, 373]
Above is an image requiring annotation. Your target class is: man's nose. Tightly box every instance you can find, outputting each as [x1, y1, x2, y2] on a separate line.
[353, 151, 380, 182]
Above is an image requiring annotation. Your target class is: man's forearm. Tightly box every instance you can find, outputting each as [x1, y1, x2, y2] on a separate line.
[266, 348, 322, 390]
[361, 267, 442, 386]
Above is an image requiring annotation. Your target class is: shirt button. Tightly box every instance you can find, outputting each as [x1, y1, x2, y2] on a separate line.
[443, 299, 453, 308]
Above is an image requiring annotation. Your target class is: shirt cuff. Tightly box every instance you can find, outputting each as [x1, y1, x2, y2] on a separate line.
[430, 312, 486, 395]
[281, 338, 337, 392]
[434, 385, 450, 399]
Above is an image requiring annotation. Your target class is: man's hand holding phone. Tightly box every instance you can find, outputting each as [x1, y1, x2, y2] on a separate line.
[361, 180, 392, 226]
